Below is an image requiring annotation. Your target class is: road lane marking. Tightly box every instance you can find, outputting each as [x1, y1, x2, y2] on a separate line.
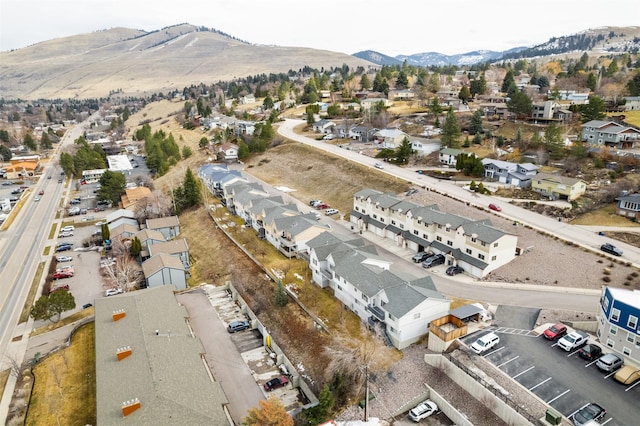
[513, 366, 535, 379]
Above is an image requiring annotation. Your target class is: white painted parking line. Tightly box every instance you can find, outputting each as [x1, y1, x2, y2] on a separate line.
[513, 366, 535, 379]
[546, 389, 570, 404]
[567, 349, 581, 357]
[529, 377, 551, 391]
[600, 418, 613, 424]
[626, 380, 640, 392]
[604, 371, 617, 379]
[585, 359, 599, 367]
[485, 346, 504, 356]
[496, 355, 519, 368]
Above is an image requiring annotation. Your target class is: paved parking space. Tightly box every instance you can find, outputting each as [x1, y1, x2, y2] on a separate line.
[460, 327, 640, 425]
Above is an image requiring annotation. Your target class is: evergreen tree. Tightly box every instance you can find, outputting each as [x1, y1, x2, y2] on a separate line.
[586, 73, 598, 91]
[395, 70, 409, 89]
[458, 86, 471, 103]
[182, 145, 193, 159]
[23, 132, 37, 151]
[199, 137, 209, 148]
[40, 132, 53, 150]
[395, 137, 413, 164]
[501, 69, 516, 93]
[507, 91, 533, 117]
[130, 236, 142, 257]
[275, 281, 288, 307]
[98, 170, 127, 204]
[182, 167, 202, 208]
[30, 290, 76, 323]
[263, 95, 274, 110]
[301, 384, 335, 426]
[372, 73, 389, 95]
[545, 123, 564, 160]
[0, 144, 11, 161]
[360, 74, 371, 90]
[580, 95, 606, 122]
[469, 74, 487, 97]
[469, 110, 483, 135]
[472, 133, 482, 145]
[606, 58, 619, 76]
[101, 223, 111, 242]
[440, 108, 461, 148]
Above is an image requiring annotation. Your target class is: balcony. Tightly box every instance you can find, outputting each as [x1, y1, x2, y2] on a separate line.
[367, 305, 385, 321]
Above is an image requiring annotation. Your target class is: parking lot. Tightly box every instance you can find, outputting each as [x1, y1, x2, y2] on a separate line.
[461, 325, 640, 425]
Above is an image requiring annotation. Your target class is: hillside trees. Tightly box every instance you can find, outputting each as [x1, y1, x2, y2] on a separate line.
[172, 167, 202, 213]
[23, 132, 37, 151]
[469, 110, 483, 135]
[372, 72, 389, 95]
[580, 95, 606, 122]
[456, 153, 485, 177]
[501, 69, 516, 93]
[440, 108, 461, 148]
[143, 129, 181, 176]
[469, 73, 487, 97]
[97, 170, 126, 205]
[544, 123, 565, 160]
[507, 91, 533, 117]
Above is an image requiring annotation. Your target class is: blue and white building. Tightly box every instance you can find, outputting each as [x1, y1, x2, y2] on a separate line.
[597, 286, 640, 366]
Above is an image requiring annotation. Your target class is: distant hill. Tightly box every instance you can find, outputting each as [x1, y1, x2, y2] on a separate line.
[354, 26, 640, 66]
[0, 24, 374, 100]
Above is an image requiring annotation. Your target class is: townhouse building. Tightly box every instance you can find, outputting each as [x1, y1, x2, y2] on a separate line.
[597, 287, 640, 366]
[581, 120, 640, 149]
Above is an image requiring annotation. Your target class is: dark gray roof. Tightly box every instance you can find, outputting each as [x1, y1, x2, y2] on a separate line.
[450, 304, 484, 320]
[354, 188, 382, 199]
[461, 220, 510, 243]
[95, 286, 228, 425]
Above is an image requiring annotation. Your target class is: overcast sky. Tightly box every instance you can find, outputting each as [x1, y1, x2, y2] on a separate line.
[1, 0, 638, 56]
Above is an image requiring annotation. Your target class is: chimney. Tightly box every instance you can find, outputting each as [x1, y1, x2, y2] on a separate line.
[112, 309, 126, 322]
[116, 346, 132, 361]
[122, 398, 141, 417]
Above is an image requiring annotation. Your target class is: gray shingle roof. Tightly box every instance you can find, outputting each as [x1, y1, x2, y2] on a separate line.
[95, 286, 228, 425]
[146, 216, 179, 230]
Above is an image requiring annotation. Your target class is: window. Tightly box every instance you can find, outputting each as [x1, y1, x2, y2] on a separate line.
[413, 230, 419, 236]
[446, 240, 452, 246]
[607, 339, 614, 348]
[373, 214, 377, 219]
[436, 236, 442, 242]
[494, 242, 499, 248]
[610, 325, 617, 335]
[400, 224, 404, 229]
[628, 332, 635, 343]
[471, 237, 477, 243]
[481, 241, 487, 247]
[423, 233, 428, 239]
[478, 254, 485, 260]
[413, 313, 421, 319]
[611, 308, 620, 322]
[437, 224, 443, 229]
[602, 296, 610, 311]
[629, 315, 638, 329]
[445, 227, 451, 232]
[492, 256, 497, 261]
[391, 220, 396, 225]
[623, 347, 631, 356]
[466, 248, 472, 255]
[417, 220, 422, 225]
[337, 285, 342, 291]
[362, 294, 368, 303]
[380, 218, 385, 223]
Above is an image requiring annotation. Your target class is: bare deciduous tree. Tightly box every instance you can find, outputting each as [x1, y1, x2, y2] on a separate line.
[134, 190, 173, 223]
[101, 254, 142, 292]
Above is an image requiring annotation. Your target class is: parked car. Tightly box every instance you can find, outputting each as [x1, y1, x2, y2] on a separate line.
[543, 323, 567, 340]
[53, 271, 73, 280]
[578, 344, 602, 361]
[446, 266, 464, 276]
[58, 231, 74, 238]
[570, 402, 606, 426]
[613, 365, 640, 384]
[82, 303, 93, 309]
[50, 284, 70, 292]
[56, 266, 74, 275]
[61, 225, 75, 233]
[325, 208, 339, 216]
[557, 331, 589, 351]
[374, 162, 384, 169]
[94, 206, 106, 212]
[412, 252, 431, 263]
[595, 353, 624, 372]
[263, 376, 289, 391]
[470, 332, 500, 354]
[68, 207, 80, 216]
[322, 134, 336, 140]
[315, 203, 329, 210]
[309, 200, 322, 206]
[69, 198, 81, 205]
[405, 188, 418, 196]
[407, 399, 438, 422]
[600, 243, 623, 256]
[488, 203, 502, 212]
[56, 255, 73, 262]
[421, 254, 445, 269]
[105, 288, 123, 297]
[227, 320, 251, 333]
[55, 244, 73, 252]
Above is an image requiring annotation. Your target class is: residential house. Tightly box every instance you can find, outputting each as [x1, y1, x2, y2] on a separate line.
[120, 186, 151, 210]
[615, 193, 640, 220]
[388, 89, 414, 100]
[348, 125, 376, 142]
[482, 159, 539, 188]
[531, 173, 587, 201]
[264, 213, 331, 258]
[109, 223, 140, 241]
[624, 96, 640, 111]
[596, 286, 640, 366]
[307, 232, 450, 349]
[214, 143, 239, 163]
[361, 98, 392, 111]
[312, 119, 336, 134]
[146, 216, 180, 240]
[374, 128, 409, 149]
[240, 94, 256, 104]
[439, 148, 466, 166]
[133, 229, 165, 251]
[581, 120, 640, 149]
[233, 121, 255, 136]
[94, 285, 230, 425]
[350, 189, 518, 277]
[410, 137, 441, 157]
[106, 209, 138, 229]
[531, 101, 572, 123]
[142, 253, 187, 290]
[147, 238, 190, 271]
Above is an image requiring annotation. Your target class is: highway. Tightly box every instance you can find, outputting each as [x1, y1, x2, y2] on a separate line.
[276, 118, 624, 312]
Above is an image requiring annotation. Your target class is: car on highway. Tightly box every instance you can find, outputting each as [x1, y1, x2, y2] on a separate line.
[56, 255, 73, 262]
[325, 208, 339, 216]
[374, 162, 384, 169]
[613, 365, 640, 384]
[55, 243, 73, 252]
[407, 399, 438, 422]
[570, 402, 606, 426]
[412, 252, 431, 263]
[38, 190, 44, 195]
[600, 243, 623, 256]
[263, 376, 289, 391]
[446, 266, 464, 276]
[421, 254, 445, 269]
[488, 203, 502, 212]
[34, 196, 40, 201]
[227, 320, 251, 333]
[470, 332, 500, 354]
[543, 323, 567, 340]
[578, 344, 602, 361]
[595, 353, 624, 372]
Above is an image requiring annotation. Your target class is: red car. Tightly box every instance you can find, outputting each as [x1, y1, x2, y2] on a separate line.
[38, 190, 44, 195]
[51, 284, 69, 292]
[315, 203, 329, 210]
[53, 271, 73, 280]
[488, 203, 502, 212]
[543, 323, 567, 340]
[263, 376, 289, 391]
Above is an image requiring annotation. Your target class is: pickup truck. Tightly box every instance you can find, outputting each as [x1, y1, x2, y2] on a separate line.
[557, 331, 589, 351]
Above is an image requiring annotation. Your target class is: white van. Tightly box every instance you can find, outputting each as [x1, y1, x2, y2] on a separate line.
[470, 332, 500, 354]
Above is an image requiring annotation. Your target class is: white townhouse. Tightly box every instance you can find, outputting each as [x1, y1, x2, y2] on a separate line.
[263, 213, 331, 258]
[307, 232, 450, 349]
[232, 187, 274, 225]
[221, 180, 268, 214]
[350, 189, 518, 277]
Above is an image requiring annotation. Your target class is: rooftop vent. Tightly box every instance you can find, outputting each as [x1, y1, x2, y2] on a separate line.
[112, 309, 126, 322]
[116, 346, 132, 361]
